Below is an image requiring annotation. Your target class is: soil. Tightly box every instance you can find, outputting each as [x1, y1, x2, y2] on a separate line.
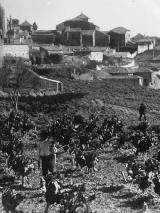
[1, 77, 160, 212]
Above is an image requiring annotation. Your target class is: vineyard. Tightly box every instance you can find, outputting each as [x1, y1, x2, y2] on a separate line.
[1, 77, 160, 212]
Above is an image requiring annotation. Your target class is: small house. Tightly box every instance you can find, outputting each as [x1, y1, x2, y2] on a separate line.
[132, 34, 156, 54]
[39, 46, 74, 64]
[40, 46, 63, 64]
[108, 27, 130, 50]
[133, 67, 153, 86]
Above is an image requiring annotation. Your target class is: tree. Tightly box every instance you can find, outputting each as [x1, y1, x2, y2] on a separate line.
[32, 22, 38, 31]
[1, 58, 28, 111]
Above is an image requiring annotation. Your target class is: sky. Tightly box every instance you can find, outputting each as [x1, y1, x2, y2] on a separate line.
[1, 0, 160, 37]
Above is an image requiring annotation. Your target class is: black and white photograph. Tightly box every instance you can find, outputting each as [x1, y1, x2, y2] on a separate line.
[1, 0, 160, 212]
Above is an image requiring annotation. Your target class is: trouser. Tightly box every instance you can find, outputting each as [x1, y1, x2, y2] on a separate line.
[139, 113, 146, 121]
[40, 154, 56, 177]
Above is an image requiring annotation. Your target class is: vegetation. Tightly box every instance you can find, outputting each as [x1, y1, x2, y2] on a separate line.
[1, 68, 160, 212]
[1, 59, 30, 111]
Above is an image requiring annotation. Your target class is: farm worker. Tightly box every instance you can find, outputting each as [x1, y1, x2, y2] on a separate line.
[38, 129, 56, 177]
[8, 109, 15, 128]
[139, 103, 147, 121]
[52, 143, 57, 171]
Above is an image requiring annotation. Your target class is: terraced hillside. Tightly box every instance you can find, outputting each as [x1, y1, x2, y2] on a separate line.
[1, 70, 160, 212]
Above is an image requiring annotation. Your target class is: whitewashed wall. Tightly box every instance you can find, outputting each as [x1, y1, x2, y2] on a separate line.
[137, 44, 148, 54]
[114, 51, 137, 59]
[3, 44, 29, 59]
[89, 52, 103, 62]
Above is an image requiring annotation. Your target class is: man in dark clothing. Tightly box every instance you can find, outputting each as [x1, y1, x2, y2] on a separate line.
[139, 103, 146, 121]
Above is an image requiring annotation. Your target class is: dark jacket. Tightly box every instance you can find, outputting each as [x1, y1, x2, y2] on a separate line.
[139, 104, 146, 114]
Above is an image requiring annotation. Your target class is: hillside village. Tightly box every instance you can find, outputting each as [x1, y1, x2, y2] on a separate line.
[1, 6, 160, 92]
[2, 2, 160, 213]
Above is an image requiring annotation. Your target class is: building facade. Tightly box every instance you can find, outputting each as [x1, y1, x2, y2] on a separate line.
[6, 18, 34, 44]
[56, 13, 109, 47]
[32, 30, 56, 44]
[108, 27, 130, 50]
[131, 34, 156, 54]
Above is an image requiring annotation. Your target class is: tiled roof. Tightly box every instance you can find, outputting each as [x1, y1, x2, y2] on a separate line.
[102, 31, 109, 35]
[132, 34, 155, 43]
[132, 33, 145, 41]
[20, 20, 32, 26]
[110, 27, 130, 34]
[71, 13, 89, 21]
[96, 31, 110, 37]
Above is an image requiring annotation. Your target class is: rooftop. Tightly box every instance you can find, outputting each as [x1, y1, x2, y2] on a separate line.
[20, 20, 32, 27]
[40, 45, 62, 52]
[110, 27, 130, 34]
[71, 13, 89, 21]
[101, 31, 109, 35]
[132, 33, 155, 44]
[40, 45, 74, 54]
[132, 33, 145, 41]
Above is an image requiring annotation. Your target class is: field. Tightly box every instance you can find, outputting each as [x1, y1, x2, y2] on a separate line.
[1, 72, 160, 213]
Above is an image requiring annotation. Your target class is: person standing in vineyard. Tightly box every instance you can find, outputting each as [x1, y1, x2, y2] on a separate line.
[139, 103, 147, 121]
[38, 129, 57, 177]
[52, 143, 57, 172]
